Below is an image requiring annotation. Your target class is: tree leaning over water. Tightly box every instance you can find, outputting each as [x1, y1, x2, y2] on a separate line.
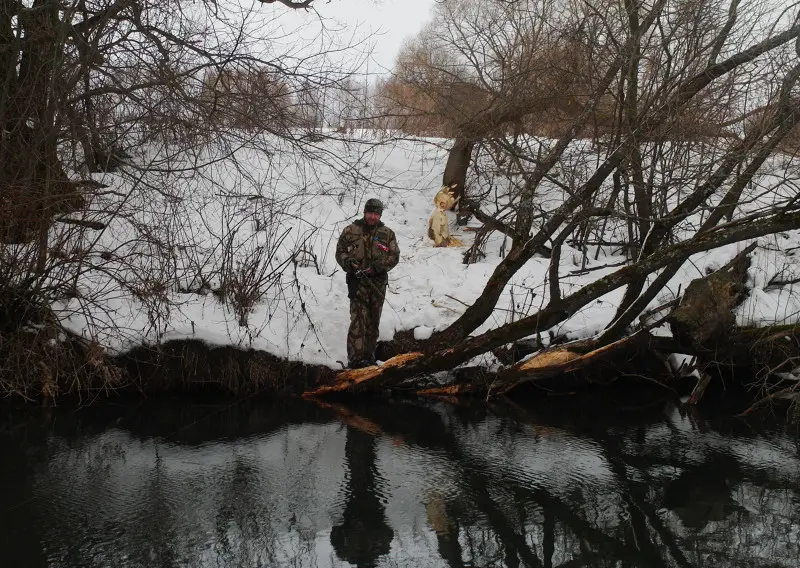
[327, 0, 800, 404]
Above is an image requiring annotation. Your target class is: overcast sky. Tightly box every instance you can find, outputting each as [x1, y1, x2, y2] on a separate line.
[259, 0, 438, 76]
[319, 0, 437, 72]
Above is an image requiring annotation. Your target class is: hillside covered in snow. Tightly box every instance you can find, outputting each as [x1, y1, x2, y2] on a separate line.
[51, 133, 800, 373]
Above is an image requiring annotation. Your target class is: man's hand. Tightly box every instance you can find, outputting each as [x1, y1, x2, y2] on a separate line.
[347, 259, 360, 273]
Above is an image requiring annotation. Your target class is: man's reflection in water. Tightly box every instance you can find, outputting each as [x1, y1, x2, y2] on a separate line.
[330, 427, 394, 568]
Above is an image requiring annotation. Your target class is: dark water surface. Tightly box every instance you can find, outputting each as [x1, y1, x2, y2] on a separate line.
[1, 394, 799, 567]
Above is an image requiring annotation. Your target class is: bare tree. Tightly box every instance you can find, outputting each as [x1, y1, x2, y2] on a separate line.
[0, 0, 377, 396]
[314, 0, 800, 396]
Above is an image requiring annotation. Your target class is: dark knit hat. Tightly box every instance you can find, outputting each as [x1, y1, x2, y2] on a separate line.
[364, 198, 384, 214]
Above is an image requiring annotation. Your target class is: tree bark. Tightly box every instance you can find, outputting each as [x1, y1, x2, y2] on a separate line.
[623, 0, 652, 250]
[490, 333, 648, 396]
[442, 137, 474, 204]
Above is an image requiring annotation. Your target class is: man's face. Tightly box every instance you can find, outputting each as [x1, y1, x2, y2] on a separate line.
[365, 211, 381, 226]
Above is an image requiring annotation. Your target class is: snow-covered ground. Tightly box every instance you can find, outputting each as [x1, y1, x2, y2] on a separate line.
[50, 132, 800, 369]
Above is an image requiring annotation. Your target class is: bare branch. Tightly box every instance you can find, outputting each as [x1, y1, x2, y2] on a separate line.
[257, 0, 314, 8]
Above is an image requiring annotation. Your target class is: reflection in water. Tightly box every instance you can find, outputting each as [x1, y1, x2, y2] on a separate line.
[663, 454, 743, 529]
[0, 395, 799, 567]
[426, 491, 465, 568]
[330, 428, 393, 567]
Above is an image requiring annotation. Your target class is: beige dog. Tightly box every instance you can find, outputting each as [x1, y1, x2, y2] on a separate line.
[428, 184, 459, 247]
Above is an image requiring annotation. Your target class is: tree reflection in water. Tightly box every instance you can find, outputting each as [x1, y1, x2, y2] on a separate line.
[663, 453, 743, 529]
[330, 427, 394, 568]
[0, 396, 798, 567]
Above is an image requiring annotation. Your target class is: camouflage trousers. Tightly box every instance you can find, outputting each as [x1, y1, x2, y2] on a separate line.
[346, 274, 387, 366]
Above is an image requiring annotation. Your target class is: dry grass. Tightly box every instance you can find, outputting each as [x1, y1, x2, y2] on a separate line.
[0, 325, 124, 402]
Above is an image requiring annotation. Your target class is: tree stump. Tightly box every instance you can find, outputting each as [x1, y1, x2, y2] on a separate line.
[669, 247, 753, 351]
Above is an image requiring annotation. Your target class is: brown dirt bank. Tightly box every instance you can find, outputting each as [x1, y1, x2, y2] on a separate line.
[2, 325, 798, 423]
[114, 340, 335, 395]
[1, 331, 336, 400]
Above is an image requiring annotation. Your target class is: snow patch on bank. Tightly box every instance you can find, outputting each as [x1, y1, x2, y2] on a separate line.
[51, 133, 800, 369]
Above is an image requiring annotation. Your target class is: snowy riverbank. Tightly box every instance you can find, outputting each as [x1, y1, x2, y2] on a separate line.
[52, 133, 800, 374]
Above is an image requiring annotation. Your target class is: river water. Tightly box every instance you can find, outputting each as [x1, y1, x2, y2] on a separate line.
[1, 394, 798, 567]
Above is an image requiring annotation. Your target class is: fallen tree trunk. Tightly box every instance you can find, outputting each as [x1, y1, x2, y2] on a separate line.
[303, 352, 425, 396]
[489, 332, 653, 397]
[305, 323, 800, 414]
[304, 211, 800, 397]
[305, 330, 676, 399]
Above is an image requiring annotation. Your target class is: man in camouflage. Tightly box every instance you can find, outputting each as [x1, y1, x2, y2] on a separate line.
[335, 198, 400, 368]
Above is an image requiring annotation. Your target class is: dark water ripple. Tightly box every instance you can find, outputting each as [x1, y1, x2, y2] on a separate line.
[1, 396, 799, 568]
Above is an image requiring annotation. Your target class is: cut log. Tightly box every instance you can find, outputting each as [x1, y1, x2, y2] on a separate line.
[489, 333, 646, 396]
[303, 352, 424, 397]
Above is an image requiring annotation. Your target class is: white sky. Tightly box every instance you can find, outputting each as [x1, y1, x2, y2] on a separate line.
[260, 0, 438, 76]
[316, 0, 437, 72]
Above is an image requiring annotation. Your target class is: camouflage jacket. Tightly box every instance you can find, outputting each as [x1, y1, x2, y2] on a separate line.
[335, 219, 400, 277]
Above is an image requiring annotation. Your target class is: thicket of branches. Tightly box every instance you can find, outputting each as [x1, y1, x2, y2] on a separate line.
[335, 0, 800, 404]
[0, 0, 378, 396]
